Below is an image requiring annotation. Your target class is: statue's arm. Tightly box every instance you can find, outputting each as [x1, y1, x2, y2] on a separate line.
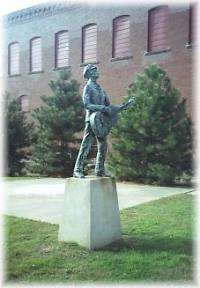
[103, 90, 110, 106]
[83, 86, 107, 112]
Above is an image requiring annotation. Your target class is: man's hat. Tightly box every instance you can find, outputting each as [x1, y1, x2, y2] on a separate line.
[83, 64, 97, 79]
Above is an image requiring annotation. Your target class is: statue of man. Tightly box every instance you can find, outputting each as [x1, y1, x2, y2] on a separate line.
[73, 64, 110, 178]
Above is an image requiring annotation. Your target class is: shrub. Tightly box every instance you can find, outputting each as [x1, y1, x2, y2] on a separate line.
[5, 93, 33, 176]
[27, 70, 84, 177]
[108, 64, 193, 185]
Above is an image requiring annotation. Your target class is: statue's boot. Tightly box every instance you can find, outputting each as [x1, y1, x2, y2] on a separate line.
[73, 171, 85, 178]
[95, 171, 111, 177]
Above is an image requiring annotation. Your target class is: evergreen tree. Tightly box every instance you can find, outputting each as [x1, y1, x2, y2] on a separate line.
[5, 93, 32, 176]
[28, 70, 84, 177]
[108, 64, 193, 185]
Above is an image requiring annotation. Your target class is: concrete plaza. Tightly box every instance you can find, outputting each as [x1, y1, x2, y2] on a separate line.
[2, 178, 193, 224]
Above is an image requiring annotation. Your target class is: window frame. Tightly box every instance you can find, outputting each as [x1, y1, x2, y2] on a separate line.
[19, 94, 29, 113]
[8, 41, 20, 76]
[188, 6, 192, 45]
[147, 5, 170, 54]
[112, 15, 131, 59]
[29, 36, 42, 73]
[55, 30, 70, 69]
[186, 5, 194, 48]
[82, 23, 97, 64]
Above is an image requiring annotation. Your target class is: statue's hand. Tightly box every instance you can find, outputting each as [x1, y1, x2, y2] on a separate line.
[128, 97, 136, 105]
[120, 97, 136, 111]
[103, 106, 111, 115]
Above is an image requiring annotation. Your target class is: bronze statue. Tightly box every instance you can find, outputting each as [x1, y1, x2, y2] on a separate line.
[73, 64, 135, 178]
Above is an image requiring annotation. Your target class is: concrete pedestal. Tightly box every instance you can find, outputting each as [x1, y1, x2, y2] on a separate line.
[58, 176, 122, 249]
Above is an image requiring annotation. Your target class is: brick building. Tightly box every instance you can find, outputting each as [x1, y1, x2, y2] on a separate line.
[2, 1, 194, 115]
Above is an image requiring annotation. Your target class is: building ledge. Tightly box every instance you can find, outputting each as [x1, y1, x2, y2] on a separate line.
[80, 61, 99, 67]
[185, 43, 192, 49]
[28, 70, 44, 75]
[144, 48, 171, 56]
[110, 55, 133, 62]
[53, 66, 71, 71]
[8, 74, 21, 78]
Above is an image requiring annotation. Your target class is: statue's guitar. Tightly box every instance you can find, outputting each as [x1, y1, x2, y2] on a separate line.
[90, 97, 136, 138]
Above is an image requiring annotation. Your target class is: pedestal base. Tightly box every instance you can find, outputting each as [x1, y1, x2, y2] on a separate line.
[58, 176, 122, 249]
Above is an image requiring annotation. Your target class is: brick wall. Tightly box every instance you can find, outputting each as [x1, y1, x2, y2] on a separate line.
[3, 3, 193, 115]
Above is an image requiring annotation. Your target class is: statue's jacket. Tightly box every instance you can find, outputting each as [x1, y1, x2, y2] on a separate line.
[83, 80, 110, 122]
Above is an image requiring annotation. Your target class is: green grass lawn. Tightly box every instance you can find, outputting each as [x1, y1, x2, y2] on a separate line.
[4, 194, 194, 284]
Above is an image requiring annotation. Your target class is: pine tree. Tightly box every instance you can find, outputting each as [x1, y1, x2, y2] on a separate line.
[5, 93, 33, 176]
[108, 64, 193, 185]
[28, 70, 84, 177]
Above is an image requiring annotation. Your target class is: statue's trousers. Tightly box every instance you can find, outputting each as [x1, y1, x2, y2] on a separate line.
[74, 122, 107, 174]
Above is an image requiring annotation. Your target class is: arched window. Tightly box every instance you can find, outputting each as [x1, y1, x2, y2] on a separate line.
[112, 15, 130, 58]
[82, 24, 97, 63]
[19, 95, 29, 112]
[55, 30, 69, 68]
[148, 6, 170, 52]
[8, 42, 20, 75]
[30, 37, 42, 72]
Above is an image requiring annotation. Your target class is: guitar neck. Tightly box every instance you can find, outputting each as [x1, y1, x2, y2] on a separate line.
[119, 101, 133, 112]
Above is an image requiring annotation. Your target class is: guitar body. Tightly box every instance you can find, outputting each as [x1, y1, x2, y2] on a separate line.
[90, 99, 135, 138]
[90, 105, 122, 138]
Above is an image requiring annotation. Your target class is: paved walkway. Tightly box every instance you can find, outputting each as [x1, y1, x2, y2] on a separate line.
[2, 178, 193, 224]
